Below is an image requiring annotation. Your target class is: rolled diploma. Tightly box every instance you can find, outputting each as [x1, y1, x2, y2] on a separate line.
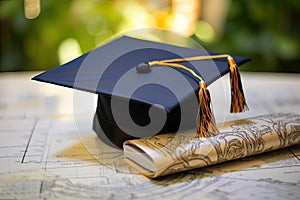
[124, 113, 300, 178]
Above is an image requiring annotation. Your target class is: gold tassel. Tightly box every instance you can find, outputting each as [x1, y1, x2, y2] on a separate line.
[228, 56, 248, 113]
[139, 54, 249, 138]
[196, 81, 219, 138]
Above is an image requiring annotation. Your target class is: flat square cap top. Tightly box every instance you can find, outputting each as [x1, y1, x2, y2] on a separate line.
[33, 36, 249, 113]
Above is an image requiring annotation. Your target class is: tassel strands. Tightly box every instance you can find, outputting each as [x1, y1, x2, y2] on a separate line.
[228, 56, 248, 113]
[196, 81, 219, 138]
[136, 53, 249, 138]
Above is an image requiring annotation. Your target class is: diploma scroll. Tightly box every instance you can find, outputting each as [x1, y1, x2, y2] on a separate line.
[124, 113, 300, 178]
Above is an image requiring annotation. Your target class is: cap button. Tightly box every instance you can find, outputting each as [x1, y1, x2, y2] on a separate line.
[136, 63, 151, 74]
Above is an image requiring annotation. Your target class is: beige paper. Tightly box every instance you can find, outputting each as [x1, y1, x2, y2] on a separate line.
[124, 113, 300, 178]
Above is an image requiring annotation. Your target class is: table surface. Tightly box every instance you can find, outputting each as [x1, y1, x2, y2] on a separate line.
[0, 71, 300, 200]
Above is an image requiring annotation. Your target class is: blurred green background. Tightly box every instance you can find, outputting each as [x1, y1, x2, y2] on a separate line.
[1, 0, 300, 72]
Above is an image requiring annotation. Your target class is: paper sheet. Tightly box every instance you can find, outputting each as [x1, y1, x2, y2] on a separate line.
[1, 72, 300, 200]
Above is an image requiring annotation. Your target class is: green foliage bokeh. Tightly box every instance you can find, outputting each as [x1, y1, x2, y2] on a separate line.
[1, 0, 300, 72]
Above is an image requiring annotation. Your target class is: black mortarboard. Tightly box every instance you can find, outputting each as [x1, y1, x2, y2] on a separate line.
[33, 36, 250, 148]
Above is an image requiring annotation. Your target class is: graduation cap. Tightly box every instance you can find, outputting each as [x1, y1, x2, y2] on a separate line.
[33, 36, 250, 148]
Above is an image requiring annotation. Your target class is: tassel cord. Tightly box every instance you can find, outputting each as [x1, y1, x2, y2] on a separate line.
[149, 54, 230, 64]
[148, 61, 219, 138]
[148, 61, 203, 82]
[147, 54, 247, 138]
